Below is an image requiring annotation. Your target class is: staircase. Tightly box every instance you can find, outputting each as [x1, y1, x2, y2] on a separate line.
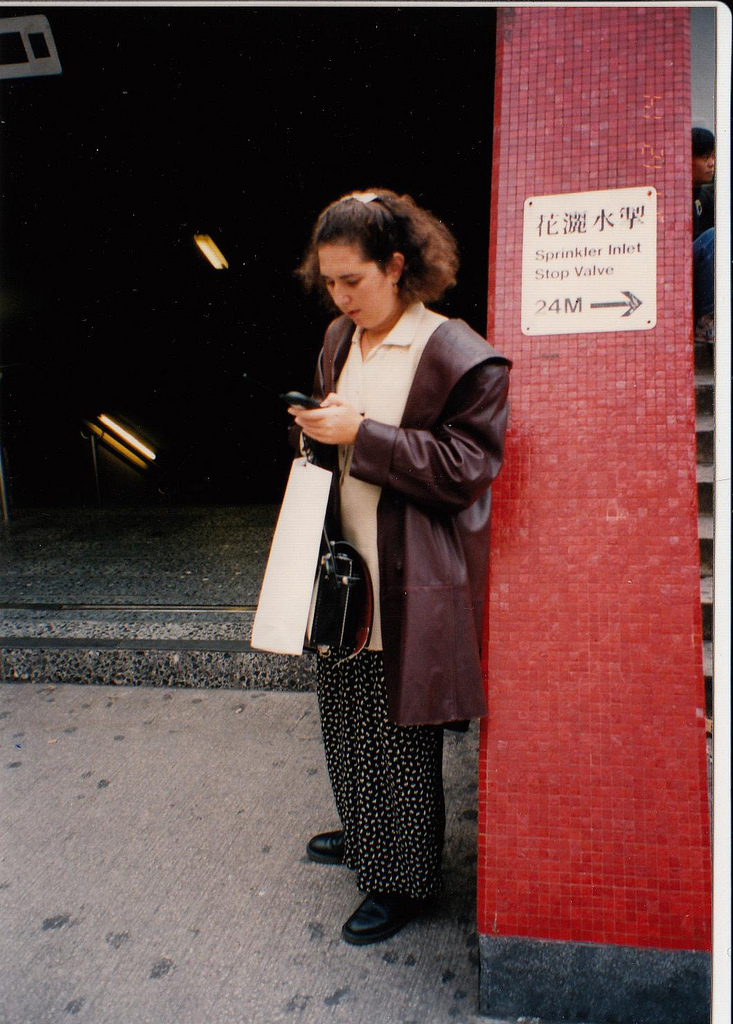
[0, 506, 315, 694]
[695, 340, 714, 723]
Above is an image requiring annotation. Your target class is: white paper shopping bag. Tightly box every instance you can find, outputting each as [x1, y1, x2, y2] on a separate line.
[251, 457, 332, 655]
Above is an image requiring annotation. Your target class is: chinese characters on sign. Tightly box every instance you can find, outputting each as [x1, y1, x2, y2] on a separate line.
[522, 187, 657, 335]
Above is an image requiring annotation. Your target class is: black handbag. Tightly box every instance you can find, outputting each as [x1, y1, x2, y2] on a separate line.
[305, 530, 374, 659]
[298, 432, 374, 658]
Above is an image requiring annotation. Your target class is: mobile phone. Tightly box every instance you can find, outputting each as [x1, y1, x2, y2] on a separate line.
[281, 391, 321, 410]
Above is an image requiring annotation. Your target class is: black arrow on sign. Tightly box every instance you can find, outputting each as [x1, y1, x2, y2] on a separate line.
[590, 291, 642, 317]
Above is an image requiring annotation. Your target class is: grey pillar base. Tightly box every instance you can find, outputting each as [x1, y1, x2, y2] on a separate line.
[479, 933, 710, 1024]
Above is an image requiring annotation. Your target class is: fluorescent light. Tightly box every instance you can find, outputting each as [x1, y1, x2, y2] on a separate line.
[86, 421, 147, 470]
[194, 234, 228, 269]
[98, 415, 156, 461]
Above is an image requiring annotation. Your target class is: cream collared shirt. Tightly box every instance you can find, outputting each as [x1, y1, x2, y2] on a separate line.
[336, 301, 447, 650]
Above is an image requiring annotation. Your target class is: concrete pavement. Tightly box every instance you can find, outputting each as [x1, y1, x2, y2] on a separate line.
[0, 682, 517, 1024]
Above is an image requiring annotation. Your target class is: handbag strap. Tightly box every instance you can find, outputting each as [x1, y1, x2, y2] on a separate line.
[321, 525, 337, 567]
[301, 433, 338, 565]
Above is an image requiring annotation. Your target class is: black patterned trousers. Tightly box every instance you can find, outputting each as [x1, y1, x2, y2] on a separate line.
[316, 649, 445, 899]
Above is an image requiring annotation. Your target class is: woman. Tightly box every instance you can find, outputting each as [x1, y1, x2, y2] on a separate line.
[289, 189, 510, 945]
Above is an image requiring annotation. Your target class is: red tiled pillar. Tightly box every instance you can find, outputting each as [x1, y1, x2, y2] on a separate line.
[479, 8, 711, 1022]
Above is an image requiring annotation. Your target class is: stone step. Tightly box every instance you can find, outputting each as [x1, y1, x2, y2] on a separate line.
[703, 640, 712, 678]
[0, 607, 317, 692]
[700, 576, 712, 643]
[695, 372, 715, 417]
[703, 641, 712, 719]
[698, 514, 714, 578]
[696, 414, 714, 464]
[0, 508, 715, 715]
[697, 463, 714, 515]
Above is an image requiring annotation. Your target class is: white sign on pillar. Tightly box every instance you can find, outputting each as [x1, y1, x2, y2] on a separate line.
[522, 187, 657, 336]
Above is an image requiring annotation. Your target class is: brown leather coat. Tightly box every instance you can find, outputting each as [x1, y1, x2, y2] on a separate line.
[308, 314, 511, 726]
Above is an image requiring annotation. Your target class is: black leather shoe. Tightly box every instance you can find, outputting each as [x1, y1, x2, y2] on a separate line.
[306, 830, 345, 864]
[341, 892, 426, 945]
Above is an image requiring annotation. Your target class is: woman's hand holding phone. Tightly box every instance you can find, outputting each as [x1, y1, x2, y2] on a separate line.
[288, 392, 364, 446]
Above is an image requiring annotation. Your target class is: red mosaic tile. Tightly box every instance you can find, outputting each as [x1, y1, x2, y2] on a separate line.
[480, 6, 711, 953]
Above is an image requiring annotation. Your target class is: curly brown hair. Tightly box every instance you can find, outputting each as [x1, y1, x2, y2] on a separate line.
[296, 189, 459, 306]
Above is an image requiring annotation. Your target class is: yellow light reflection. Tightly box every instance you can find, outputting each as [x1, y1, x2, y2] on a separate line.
[87, 422, 147, 470]
[98, 415, 156, 461]
[194, 234, 229, 269]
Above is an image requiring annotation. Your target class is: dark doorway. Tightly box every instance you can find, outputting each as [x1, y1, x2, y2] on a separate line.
[0, 5, 496, 507]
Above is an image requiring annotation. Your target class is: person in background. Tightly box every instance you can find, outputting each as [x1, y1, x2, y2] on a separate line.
[289, 189, 511, 945]
[691, 128, 715, 343]
[692, 127, 714, 241]
[693, 227, 715, 344]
